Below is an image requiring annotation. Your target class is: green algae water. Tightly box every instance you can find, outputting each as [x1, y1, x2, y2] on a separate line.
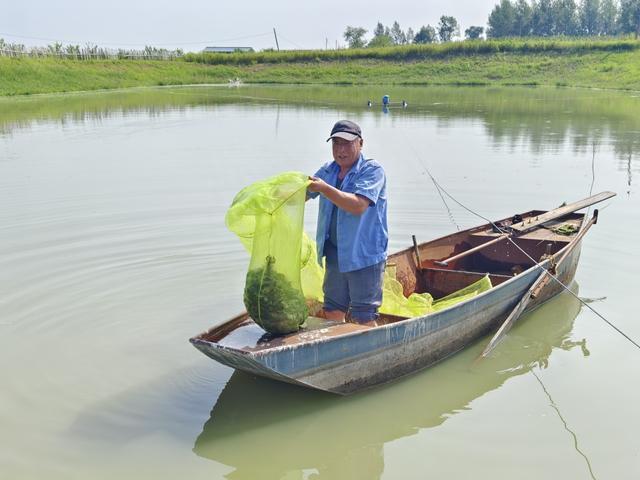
[0, 85, 638, 480]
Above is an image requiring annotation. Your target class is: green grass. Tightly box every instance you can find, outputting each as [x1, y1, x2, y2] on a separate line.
[2, 38, 640, 96]
[0, 57, 242, 96]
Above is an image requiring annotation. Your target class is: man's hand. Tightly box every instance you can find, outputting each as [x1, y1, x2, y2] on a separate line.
[307, 175, 369, 216]
[308, 176, 329, 194]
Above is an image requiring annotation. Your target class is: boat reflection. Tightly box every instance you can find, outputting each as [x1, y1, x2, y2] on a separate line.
[193, 286, 588, 479]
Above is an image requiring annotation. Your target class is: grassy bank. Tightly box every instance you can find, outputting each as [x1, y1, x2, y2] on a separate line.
[2, 38, 640, 95]
[0, 58, 242, 96]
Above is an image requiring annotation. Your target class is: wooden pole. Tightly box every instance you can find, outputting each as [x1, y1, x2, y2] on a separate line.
[509, 191, 614, 234]
[273, 28, 280, 51]
[479, 211, 598, 358]
[412, 235, 423, 270]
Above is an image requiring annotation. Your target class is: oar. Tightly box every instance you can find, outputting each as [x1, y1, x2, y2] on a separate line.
[509, 191, 614, 234]
[435, 191, 614, 268]
[435, 234, 509, 267]
[479, 210, 599, 358]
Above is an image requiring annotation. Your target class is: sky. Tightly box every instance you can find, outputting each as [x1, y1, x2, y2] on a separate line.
[3, 0, 501, 52]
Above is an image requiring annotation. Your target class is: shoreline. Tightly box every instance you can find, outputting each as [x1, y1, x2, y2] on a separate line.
[1, 82, 639, 103]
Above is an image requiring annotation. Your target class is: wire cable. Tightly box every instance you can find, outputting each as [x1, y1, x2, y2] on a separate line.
[531, 369, 598, 480]
[435, 177, 640, 350]
[403, 134, 460, 230]
[276, 34, 305, 50]
[406, 143, 640, 351]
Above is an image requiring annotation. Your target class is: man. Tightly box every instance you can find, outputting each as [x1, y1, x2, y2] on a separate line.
[307, 120, 388, 324]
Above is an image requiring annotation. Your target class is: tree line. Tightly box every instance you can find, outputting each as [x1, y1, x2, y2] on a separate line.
[343, 17, 479, 49]
[487, 0, 640, 37]
[343, 0, 640, 48]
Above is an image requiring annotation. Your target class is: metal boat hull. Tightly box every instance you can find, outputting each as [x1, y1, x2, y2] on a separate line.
[190, 242, 581, 395]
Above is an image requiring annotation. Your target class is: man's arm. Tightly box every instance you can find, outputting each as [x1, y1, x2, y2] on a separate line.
[307, 177, 370, 215]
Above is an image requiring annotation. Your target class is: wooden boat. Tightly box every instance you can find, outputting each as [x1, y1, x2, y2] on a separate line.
[190, 192, 614, 395]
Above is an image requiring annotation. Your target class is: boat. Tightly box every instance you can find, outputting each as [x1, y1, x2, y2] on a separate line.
[190, 192, 615, 395]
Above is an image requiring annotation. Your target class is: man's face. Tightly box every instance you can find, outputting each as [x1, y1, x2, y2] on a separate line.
[332, 137, 362, 170]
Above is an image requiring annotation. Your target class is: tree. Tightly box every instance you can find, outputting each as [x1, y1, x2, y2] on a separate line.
[487, 0, 517, 37]
[465, 26, 485, 39]
[406, 27, 415, 43]
[580, 0, 601, 35]
[553, 0, 580, 35]
[413, 25, 438, 43]
[532, 0, 556, 36]
[599, 0, 619, 34]
[373, 22, 385, 37]
[367, 34, 394, 47]
[514, 0, 534, 35]
[390, 21, 407, 44]
[369, 21, 393, 47]
[438, 15, 460, 42]
[619, 0, 640, 37]
[343, 26, 368, 48]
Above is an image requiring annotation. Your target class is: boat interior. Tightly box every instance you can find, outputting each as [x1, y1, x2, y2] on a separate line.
[193, 210, 585, 351]
[394, 210, 584, 299]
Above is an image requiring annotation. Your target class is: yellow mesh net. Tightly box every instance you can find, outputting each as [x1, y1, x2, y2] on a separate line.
[226, 172, 310, 334]
[226, 172, 492, 333]
[296, 216, 492, 319]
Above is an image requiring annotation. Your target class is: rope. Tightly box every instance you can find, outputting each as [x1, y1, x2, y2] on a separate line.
[583, 139, 598, 227]
[407, 145, 640, 351]
[403, 136, 460, 231]
[531, 369, 598, 480]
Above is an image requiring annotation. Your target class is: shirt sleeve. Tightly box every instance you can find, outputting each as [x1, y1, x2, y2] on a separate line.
[352, 164, 385, 206]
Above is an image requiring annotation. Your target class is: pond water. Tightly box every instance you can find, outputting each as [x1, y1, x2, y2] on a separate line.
[1, 85, 639, 480]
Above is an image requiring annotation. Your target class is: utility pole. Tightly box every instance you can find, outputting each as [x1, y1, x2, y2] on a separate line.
[325, 37, 328, 50]
[273, 28, 280, 51]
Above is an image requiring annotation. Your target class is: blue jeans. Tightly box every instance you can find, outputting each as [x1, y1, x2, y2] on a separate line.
[323, 243, 385, 322]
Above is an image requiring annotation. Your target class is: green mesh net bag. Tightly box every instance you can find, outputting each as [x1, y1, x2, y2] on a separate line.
[379, 272, 492, 318]
[432, 275, 492, 311]
[299, 232, 325, 309]
[227, 172, 492, 332]
[226, 172, 311, 335]
[379, 270, 435, 318]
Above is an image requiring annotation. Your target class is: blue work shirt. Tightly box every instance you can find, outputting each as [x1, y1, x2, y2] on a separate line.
[308, 153, 388, 273]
